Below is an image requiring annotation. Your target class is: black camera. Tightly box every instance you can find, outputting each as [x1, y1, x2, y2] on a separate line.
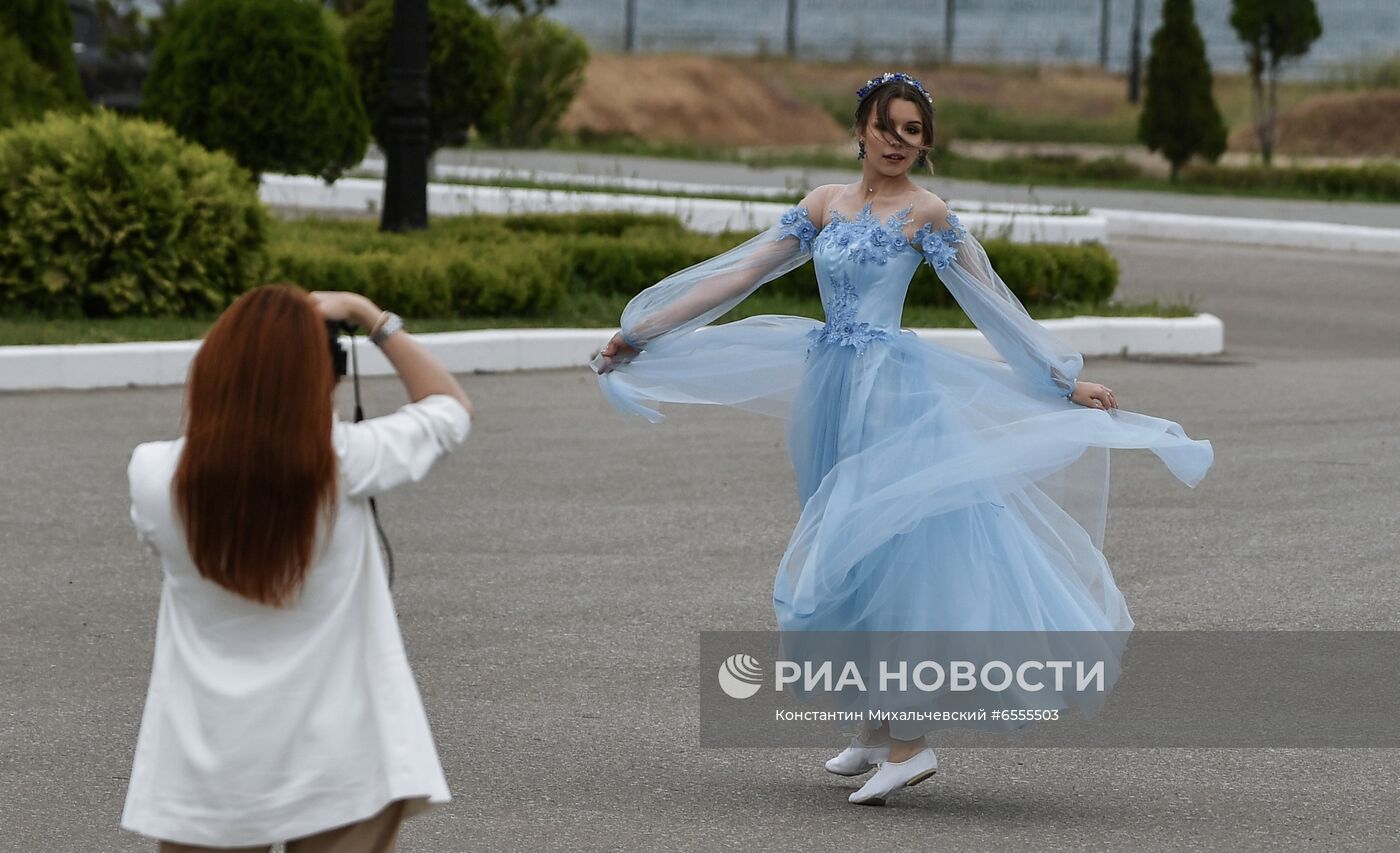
[326, 320, 352, 379]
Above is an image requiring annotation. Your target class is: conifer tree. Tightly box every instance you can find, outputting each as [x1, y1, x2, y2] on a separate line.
[1138, 0, 1228, 180]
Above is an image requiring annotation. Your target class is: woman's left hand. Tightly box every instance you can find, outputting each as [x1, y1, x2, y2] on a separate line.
[1071, 380, 1117, 412]
[309, 291, 380, 329]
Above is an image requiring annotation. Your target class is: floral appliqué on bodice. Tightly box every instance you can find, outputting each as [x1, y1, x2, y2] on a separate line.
[808, 271, 891, 355]
[777, 202, 970, 357]
[814, 203, 913, 266]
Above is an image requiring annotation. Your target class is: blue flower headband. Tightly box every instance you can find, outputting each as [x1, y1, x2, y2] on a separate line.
[856, 71, 934, 107]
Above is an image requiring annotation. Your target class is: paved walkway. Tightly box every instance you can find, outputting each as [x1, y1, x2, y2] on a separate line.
[433, 148, 1400, 229]
[2, 232, 1397, 849]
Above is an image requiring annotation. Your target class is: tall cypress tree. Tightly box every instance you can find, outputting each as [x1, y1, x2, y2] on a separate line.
[0, 0, 88, 108]
[1138, 0, 1227, 180]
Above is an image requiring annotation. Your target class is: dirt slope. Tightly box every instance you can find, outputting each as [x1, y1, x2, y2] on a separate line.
[1227, 89, 1400, 158]
[560, 54, 847, 146]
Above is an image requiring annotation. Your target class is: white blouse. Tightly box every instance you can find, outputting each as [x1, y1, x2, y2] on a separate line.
[121, 394, 471, 847]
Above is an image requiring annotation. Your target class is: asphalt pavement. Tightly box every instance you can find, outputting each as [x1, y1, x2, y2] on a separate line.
[1, 232, 1398, 851]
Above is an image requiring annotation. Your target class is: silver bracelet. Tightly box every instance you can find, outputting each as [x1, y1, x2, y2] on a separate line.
[370, 311, 404, 346]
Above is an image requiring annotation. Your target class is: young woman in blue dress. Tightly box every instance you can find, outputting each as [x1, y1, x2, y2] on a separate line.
[594, 73, 1211, 806]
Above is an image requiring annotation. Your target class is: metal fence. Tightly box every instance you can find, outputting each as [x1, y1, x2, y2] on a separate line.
[540, 0, 1400, 79]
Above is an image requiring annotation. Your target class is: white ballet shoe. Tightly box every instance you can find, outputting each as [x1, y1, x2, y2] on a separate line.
[824, 738, 890, 776]
[847, 747, 938, 805]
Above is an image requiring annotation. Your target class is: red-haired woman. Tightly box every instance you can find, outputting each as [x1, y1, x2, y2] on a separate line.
[121, 286, 473, 851]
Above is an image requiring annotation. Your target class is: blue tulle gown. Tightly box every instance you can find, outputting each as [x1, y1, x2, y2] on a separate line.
[594, 192, 1213, 733]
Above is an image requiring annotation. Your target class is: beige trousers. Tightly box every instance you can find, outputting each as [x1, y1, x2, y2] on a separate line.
[157, 800, 407, 853]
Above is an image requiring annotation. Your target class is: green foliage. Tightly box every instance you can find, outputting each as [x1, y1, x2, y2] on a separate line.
[481, 16, 589, 147]
[1138, 0, 1228, 179]
[95, 0, 173, 59]
[264, 214, 1117, 320]
[143, 0, 369, 181]
[344, 0, 507, 153]
[325, 0, 372, 15]
[1229, 0, 1322, 166]
[0, 111, 268, 317]
[1182, 161, 1400, 201]
[1229, 0, 1323, 68]
[267, 217, 569, 316]
[0, 29, 68, 129]
[0, 0, 88, 107]
[755, 236, 1117, 309]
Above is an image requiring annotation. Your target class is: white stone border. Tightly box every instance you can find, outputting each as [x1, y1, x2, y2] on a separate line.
[267, 172, 1400, 255]
[1092, 207, 1400, 254]
[355, 157, 799, 201]
[0, 314, 1223, 392]
[260, 175, 1105, 242]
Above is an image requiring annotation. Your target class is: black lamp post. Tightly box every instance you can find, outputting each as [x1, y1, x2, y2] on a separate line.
[380, 0, 430, 232]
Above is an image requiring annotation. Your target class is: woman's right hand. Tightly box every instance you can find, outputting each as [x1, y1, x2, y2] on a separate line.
[1070, 380, 1117, 412]
[593, 332, 640, 374]
[309, 291, 381, 330]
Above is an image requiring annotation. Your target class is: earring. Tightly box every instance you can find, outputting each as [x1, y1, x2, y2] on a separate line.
[857, 140, 866, 160]
[915, 150, 928, 168]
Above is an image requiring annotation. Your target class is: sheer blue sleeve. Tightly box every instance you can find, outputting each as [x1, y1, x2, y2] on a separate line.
[614, 205, 816, 351]
[914, 212, 1081, 398]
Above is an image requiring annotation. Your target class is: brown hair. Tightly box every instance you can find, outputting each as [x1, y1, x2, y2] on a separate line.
[173, 284, 338, 607]
[853, 78, 937, 172]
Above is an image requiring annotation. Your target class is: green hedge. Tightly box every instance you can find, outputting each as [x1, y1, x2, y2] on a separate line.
[267, 213, 1117, 317]
[0, 111, 267, 317]
[936, 150, 1400, 203]
[754, 235, 1116, 308]
[1181, 160, 1400, 201]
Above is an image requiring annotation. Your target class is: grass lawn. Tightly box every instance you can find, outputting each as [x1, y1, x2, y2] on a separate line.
[0, 294, 1197, 347]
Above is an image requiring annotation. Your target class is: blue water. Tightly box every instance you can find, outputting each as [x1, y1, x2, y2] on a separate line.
[543, 0, 1399, 79]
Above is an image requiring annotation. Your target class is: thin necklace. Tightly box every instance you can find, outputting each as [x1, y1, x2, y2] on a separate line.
[863, 179, 908, 199]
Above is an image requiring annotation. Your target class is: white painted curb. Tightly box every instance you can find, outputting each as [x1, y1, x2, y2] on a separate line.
[915, 312, 1224, 361]
[355, 157, 798, 200]
[264, 173, 1400, 254]
[1093, 207, 1400, 254]
[0, 315, 1223, 392]
[260, 175, 1105, 243]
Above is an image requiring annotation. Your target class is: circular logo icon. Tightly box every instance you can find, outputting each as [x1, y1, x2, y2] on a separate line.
[717, 653, 763, 699]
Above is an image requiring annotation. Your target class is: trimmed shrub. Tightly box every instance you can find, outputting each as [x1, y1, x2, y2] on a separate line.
[265, 215, 1117, 319]
[0, 112, 267, 317]
[0, 28, 68, 129]
[1181, 160, 1400, 201]
[0, 1, 87, 108]
[482, 16, 589, 147]
[266, 220, 569, 316]
[758, 237, 1117, 309]
[344, 0, 507, 153]
[143, 0, 369, 181]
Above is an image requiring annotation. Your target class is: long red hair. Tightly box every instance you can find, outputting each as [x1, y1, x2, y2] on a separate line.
[174, 284, 338, 606]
